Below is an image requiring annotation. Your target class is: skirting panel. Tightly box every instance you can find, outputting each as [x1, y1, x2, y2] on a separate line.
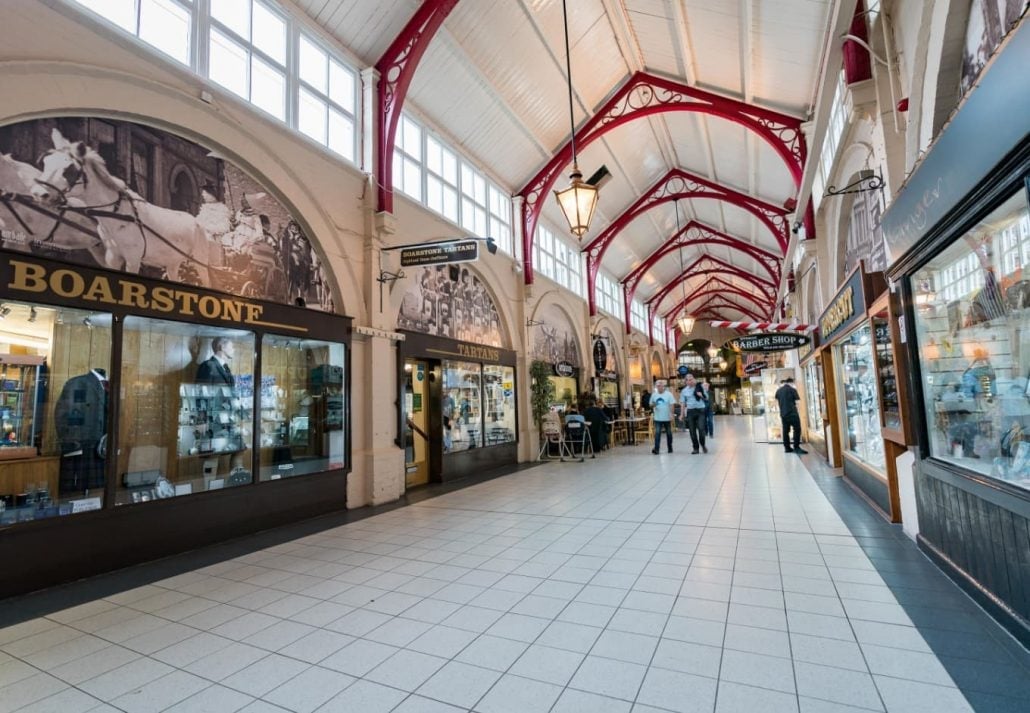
[843, 456, 891, 516]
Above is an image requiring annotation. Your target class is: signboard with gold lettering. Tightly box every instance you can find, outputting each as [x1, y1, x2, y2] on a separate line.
[0, 254, 341, 336]
[820, 268, 867, 342]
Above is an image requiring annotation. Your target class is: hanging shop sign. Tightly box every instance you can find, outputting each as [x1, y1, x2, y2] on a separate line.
[728, 333, 810, 353]
[592, 338, 608, 372]
[554, 361, 575, 377]
[399, 240, 479, 268]
[744, 360, 768, 374]
[677, 365, 689, 377]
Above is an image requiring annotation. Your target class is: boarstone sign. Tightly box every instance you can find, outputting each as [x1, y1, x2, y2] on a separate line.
[729, 333, 810, 353]
[399, 240, 479, 267]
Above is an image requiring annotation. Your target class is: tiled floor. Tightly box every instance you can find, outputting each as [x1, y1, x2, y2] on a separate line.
[2, 418, 1029, 712]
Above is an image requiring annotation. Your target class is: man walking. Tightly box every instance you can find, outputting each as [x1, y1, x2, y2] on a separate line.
[679, 374, 708, 454]
[650, 380, 675, 454]
[775, 377, 807, 454]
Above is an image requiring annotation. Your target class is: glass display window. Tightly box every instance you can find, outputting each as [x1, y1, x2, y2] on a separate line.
[483, 365, 516, 445]
[259, 336, 346, 481]
[911, 187, 1030, 488]
[443, 360, 483, 451]
[872, 313, 901, 431]
[0, 303, 112, 523]
[804, 357, 825, 436]
[550, 375, 577, 411]
[837, 324, 886, 472]
[117, 318, 255, 504]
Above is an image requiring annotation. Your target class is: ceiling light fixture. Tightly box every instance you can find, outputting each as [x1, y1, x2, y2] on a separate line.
[673, 200, 694, 335]
[553, 0, 598, 239]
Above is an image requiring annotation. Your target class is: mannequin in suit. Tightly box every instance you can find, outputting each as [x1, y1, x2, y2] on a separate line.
[55, 368, 108, 493]
[196, 337, 235, 386]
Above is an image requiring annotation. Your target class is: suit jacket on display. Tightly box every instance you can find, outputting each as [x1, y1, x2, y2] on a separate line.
[54, 372, 108, 448]
[196, 356, 234, 386]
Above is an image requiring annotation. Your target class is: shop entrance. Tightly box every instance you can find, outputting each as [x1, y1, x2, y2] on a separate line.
[403, 358, 432, 487]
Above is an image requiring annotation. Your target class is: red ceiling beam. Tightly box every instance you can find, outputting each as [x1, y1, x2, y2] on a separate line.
[620, 219, 781, 331]
[645, 255, 777, 312]
[664, 281, 773, 319]
[517, 71, 806, 284]
[666, 294, 766, 324]
[583, 168, 789, 315]
[374, 0, 460, 214]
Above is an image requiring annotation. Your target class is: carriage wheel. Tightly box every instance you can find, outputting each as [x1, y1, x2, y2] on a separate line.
[240, 281, 262, 298]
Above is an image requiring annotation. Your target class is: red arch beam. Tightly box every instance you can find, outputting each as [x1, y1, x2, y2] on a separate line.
[645, 255, 777, 311]
[518, 71, 805, 283]
[584, 168, 789, 315]
[664, 283, 773, 319]
[375, 0, 460, 213]
[620, 219, 781, 331]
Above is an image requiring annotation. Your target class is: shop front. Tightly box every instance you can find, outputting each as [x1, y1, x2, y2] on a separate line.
[818, 264, 911, 520]
[398, 332, 517, 486]
[799, 333, 827, 456]
[528, 304, 583, 412]
[0, 254, 350, 598]
[883, 20, 1030, 643]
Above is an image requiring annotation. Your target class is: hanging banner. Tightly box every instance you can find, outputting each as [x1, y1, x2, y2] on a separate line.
[728, 333, 810, 353]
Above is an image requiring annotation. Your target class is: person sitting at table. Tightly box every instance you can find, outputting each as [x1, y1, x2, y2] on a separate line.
[564, 405, 586, 426]
[583, 398, 610, 451]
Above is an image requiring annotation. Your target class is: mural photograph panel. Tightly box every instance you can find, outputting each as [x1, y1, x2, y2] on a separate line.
[530, 303, 581, 366]
[397, 265, 504, 347]
[0, 117, 334, 311]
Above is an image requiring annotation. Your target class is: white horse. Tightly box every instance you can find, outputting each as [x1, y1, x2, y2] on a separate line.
[0, 153, 106, 256]
[32, 129, 211, 284]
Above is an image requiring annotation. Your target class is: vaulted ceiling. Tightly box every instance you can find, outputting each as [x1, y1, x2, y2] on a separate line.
[295, 0, 836, 327]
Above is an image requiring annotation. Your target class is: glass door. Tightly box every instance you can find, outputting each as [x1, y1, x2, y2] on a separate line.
[403, 359, 430, 488]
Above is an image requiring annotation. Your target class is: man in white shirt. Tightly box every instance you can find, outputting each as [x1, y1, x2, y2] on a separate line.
[650, 380, 676, 454]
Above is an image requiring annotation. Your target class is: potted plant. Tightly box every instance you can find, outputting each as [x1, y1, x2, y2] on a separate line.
[529, 360, 556, 433]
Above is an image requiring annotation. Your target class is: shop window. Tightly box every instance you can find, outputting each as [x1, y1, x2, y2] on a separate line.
[258, 335, 345, 481]
[0, 304, 112, 523]
[838, 324, 886, 471]
[912, 187, 1030, 488]
[483, 365, 516, 446]
[117, 318, 255, 504]
[443, 360, 483, 451]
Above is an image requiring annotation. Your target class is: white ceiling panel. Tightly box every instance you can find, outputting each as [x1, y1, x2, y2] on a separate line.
[285, 0, 833, 310]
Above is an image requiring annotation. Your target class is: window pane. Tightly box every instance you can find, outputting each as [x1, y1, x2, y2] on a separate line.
[252, 1, 286, 65]
[259, 336, 345, 481]
[461, 198, 475, 231]
[76, 0, 136, 31]
[299, 35, 328, 92]
[837, 324, 885, 471]
[426, 136, 443, 176]
[0, 304, 112, 524]
[139, 0, 190, 64]
[328, 109, 354, 161]
[117, 320, 255, 505]
[209, 29, 249, 98]
[402, 157, 422, 201]
[211, 0, 250, 39]
[298, 88, 327, 143]
[251, 56, 285, 120]
[443, 361, 483, 451]
[402, 117, 421, 157]
[483, 366, 516, 446]
[426, 175, 443, 215]
[443, 186, 458, 223]
[474, 206, 487, 236]
[329, 61, 355, 112]
[912, 189, 1030, 486]
[441, 147, 457, 185]
[392, 153, 402, 190]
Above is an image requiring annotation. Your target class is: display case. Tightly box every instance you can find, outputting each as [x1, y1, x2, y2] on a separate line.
[760, 368, 797, 443]
[177, 383, 249, 457]
[837, 324, 886, 472]
[750, 375, 766, 442]
[873, 316, 901, 432]
[0, 355, 45, 459]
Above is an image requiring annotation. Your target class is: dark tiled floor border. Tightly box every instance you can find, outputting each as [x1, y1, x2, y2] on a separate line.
[798, 453, 1030, 712]
[0, 461, 542, 629]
